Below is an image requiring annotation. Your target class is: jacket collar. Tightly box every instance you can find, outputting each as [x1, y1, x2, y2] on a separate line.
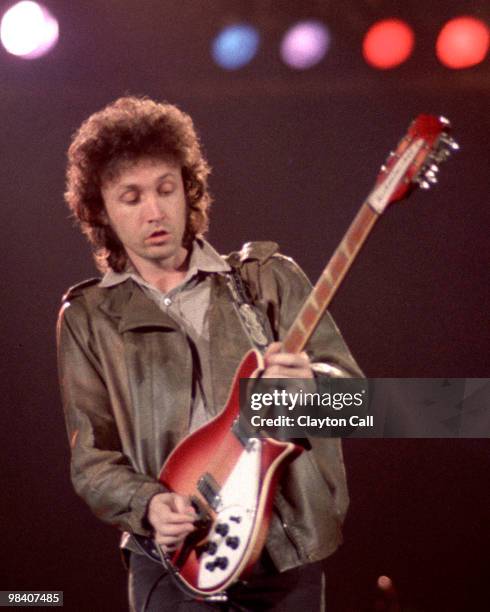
[97, 239, 231, 333]
[98, 280, 180, 332]
[99, 238, 229, 291]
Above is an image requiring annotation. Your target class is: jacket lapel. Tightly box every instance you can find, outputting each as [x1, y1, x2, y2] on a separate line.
[208, 275, 255, 413]
[98, 279, 179, 332]
[97, 279, 191, 476]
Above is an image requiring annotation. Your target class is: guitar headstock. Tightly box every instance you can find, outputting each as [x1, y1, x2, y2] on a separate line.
[367, 114, 458, 214]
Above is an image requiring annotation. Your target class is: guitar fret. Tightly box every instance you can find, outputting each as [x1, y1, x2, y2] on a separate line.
[301, 301, 320, 330]
[347, 205, 373, 248]
[283, 326, 305, 354]
[323, 269, 334, 286]
[310, 292, 320, 309]
[329, 249, 349, 282]
[315, 279, 333, 306]
[340, 237, 352, 259]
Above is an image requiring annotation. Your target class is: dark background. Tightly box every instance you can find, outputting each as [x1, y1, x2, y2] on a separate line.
[1, 1, 488, 610]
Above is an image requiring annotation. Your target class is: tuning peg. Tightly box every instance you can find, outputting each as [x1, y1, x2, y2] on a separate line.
[417, 179, 431, 190]
[433, 148, 451, 163]
[429, 164, 439, 173]
[440, 135, 459, 151]
[424, 169, 439, 184]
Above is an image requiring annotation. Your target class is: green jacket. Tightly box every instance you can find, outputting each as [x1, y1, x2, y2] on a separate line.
[56, 242, 363, 571]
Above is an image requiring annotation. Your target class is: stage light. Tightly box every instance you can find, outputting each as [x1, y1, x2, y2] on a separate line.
[212, 24, 260, 70]
[436, 17, 489, 69]
[280, 20, 331, 70]
[0, 1, 58, 59]
[363, 19, 414, 69]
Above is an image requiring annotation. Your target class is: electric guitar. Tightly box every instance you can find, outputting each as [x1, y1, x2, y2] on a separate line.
[136, 114, 457, 599]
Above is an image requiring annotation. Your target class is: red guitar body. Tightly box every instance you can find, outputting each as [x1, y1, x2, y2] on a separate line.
[158, 349, 303, 597]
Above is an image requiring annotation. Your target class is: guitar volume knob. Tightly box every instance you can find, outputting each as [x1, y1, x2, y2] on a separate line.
[203, 541, 217, 555]
[215, 523, 229, 536]
[216, 556, 229, 570]
[226, 536, 240, 550]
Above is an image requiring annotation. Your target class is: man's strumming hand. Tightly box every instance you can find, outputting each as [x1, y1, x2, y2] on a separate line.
[147, 492, 196, 551]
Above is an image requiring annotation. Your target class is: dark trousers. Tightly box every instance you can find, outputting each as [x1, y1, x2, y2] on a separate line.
[128, 551, 325, 612]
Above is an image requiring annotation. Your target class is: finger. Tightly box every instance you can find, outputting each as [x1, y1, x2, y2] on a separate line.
[264, 342, 282, 361]
[266, 352, 310, 368]
[264, 366, 312, 379]
[262, 365, 289, 378]
[152, 508, 198, 525]
[172, 494, 195, 516]
[300, 351, 311, 363]
[155, 521, 196, 538]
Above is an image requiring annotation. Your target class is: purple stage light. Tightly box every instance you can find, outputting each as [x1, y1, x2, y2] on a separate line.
[280, 20, 331, 70]
[1, 1, 59, 59]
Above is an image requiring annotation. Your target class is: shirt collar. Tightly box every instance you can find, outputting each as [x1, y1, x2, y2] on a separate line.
[99, 238, 230, 290]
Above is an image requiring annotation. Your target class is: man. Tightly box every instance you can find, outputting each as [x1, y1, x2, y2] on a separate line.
[57, 96, 363, 611]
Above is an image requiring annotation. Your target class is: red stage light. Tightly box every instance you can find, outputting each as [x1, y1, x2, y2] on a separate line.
[363, 19, 415, 69]
[436, 17, 489, 69]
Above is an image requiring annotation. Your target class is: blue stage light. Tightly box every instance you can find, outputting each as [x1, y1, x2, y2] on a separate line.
[212, 24, 260, 70]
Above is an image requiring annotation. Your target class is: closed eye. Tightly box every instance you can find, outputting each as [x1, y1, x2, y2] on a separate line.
[121, 190, 140, 204]
[158, 182, 175, 195]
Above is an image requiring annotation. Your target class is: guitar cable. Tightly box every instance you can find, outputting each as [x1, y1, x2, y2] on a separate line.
[140, 574, 250, 612]
[140, 573, 165, 612]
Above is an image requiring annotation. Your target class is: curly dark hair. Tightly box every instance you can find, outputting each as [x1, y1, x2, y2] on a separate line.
[65, 96, 212, 272]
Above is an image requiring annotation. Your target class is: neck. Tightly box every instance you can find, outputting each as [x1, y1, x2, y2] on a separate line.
[130, 247, 190, 293]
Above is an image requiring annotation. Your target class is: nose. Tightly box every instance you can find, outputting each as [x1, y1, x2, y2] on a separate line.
[144, 191, 166, 223]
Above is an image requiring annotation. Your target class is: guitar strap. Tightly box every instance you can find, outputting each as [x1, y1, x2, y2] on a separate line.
[226, 267, 271, 353]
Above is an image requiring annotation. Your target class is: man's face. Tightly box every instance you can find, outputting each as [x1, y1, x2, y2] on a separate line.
[101, 157, 188, 272]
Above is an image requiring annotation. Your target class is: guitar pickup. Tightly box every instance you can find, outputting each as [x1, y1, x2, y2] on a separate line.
[197, 473, 222, 511]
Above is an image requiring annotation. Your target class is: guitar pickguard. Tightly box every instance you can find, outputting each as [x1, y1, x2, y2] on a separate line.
[196, 439, 261, 590]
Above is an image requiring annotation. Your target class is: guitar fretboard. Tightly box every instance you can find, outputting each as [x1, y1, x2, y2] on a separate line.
[282, 202, 379, 354]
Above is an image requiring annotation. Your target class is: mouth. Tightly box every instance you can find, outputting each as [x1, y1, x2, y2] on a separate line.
[146, 229, 170, 243]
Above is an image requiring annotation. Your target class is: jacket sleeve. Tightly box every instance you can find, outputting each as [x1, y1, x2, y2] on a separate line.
[56, 297, 166, 536]
[262, 254, 364, 521]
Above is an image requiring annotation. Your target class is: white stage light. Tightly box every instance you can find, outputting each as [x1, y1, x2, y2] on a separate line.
[1, 1, 59, 59]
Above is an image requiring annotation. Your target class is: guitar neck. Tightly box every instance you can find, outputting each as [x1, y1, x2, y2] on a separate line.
[282, 202, 379, 354]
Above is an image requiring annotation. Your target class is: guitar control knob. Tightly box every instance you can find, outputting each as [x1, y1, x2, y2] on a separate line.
[205, 561, 216, 572]
[215, 523, 229, 536]
[216, 556, 229, 570]
[203, 541, 218, 555]
[226, 536, 240, 550]
[229, 516, 242, 523]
